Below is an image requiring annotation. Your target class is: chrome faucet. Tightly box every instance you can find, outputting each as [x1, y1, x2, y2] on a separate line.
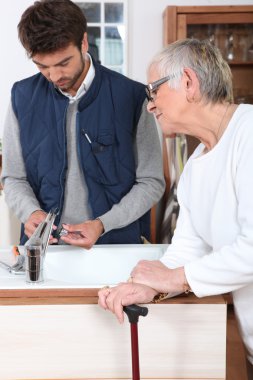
[24, 208, 58, 283]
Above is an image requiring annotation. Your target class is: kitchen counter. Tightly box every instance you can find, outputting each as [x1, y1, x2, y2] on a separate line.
[0, 244, 226, 380]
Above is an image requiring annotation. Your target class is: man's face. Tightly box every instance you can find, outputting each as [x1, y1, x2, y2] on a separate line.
[32, 37, 89, 96]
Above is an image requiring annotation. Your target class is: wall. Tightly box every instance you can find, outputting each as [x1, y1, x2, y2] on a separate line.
[0, 1, 36, 137]
[1, 0, 253, 137]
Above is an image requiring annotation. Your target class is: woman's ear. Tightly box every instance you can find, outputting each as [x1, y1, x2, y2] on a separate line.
[183, 67, 200, 103]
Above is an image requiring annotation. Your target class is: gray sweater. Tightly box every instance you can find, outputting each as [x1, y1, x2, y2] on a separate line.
[1, 99, 165, 235]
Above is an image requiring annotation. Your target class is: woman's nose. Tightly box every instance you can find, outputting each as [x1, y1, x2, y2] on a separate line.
[147, 100, 156, 114]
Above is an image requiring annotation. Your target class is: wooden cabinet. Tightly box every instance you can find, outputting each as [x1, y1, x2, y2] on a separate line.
[0, 291, 227, 380]
[162, 5, 253, 158]
[163, 5, 253, 107]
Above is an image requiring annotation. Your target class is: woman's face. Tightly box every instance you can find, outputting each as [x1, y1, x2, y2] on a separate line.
[146, 66, 187, 136]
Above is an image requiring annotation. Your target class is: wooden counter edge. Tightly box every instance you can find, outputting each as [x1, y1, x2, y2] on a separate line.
[0, 289, 226, 306]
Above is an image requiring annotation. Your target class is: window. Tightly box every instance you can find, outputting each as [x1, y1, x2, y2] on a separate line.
[76, 1, 127, 74]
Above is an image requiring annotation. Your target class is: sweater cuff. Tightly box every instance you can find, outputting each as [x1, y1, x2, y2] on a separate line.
[97, 213, 114, 234]
[20, 204, 44, 224]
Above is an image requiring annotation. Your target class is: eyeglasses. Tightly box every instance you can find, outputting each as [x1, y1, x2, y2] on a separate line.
[145, 73, 177, 102]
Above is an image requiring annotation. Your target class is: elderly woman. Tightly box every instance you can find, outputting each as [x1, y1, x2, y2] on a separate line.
[98, 39, 253, 376]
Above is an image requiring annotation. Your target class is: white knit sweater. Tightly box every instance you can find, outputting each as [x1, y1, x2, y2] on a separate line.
[161, 104, 253, 362]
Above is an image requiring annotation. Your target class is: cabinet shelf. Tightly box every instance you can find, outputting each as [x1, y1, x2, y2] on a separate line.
[228, 60, 253, 66]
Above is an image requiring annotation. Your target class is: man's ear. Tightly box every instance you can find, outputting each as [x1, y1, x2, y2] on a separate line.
[183, 67, 200, 103]
[81, 32, 89, 54]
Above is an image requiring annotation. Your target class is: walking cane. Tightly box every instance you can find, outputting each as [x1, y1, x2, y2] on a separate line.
[123, 304, 149, 380]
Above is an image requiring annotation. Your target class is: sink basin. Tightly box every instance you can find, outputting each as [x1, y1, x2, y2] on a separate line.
[0, 244, 167, 289]
[43, 244, 167, 286]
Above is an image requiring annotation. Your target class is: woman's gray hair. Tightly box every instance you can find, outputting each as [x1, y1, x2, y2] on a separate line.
[149, 38, 233, 103]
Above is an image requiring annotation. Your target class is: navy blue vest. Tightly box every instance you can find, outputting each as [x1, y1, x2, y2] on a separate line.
[11, 61, 150, 244]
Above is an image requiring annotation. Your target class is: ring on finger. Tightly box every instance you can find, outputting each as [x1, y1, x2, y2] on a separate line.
[101, 286, 110, 290]
[100, 285, 111, 294]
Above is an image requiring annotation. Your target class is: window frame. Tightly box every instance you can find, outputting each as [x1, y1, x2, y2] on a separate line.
[76, 0, 128, 75]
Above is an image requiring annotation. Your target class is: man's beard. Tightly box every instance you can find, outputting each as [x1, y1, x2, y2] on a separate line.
[55, 54, 86, 92]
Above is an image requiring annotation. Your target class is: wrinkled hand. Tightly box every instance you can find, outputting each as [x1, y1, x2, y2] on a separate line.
[25, 210, 58, 244]
[60, 219, 104, 249]
[98, 282, 157, 323]
[130, 260, 185, 294]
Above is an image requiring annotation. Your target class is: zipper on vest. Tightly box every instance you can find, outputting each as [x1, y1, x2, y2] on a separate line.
[76, 111, 82, 165]
[57, 104, 68, 225]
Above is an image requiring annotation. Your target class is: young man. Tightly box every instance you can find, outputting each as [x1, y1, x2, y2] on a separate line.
[1, 0, 164, 248]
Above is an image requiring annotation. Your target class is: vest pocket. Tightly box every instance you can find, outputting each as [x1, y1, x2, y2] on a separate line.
[91, 134, 119, 185]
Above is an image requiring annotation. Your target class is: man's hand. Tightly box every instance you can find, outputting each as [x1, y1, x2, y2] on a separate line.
[25, 210, 47, 238]
[98, 282, 157, 324]
[24, 210, 58, 244]
[60, 219, 104, 249]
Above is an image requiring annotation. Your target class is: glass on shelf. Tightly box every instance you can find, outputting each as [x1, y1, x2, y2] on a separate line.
[187, 23, 253, 63]
[231, 25, 249, 62]
[187, 24, 208, 41]
[207, 25, 215, 45]
[248, 44, 253, 61]
[234, 88, 253, 104]
[226, 29, 234, 61]
[214, 25, 229, 60]
[247, 32, 253, 61]
[188, 24, 229, 58]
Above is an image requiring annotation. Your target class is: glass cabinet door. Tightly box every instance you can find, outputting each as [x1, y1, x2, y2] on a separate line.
[187, 24, 253, 63]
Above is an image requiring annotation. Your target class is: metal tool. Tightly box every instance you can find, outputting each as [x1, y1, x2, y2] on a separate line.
[123, 304, 149, 380]
[57, 226, 83, 239]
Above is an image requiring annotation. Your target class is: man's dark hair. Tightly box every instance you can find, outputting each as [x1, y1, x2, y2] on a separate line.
[18, 0, 87, 57]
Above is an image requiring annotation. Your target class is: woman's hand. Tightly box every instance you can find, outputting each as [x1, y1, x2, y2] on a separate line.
[98, 282, 157, 324]
[130, 260, 185, 294]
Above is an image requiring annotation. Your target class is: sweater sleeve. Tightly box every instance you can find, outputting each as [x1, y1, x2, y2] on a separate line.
[1, 102, 42, 223]
[99, 100, 165, 233]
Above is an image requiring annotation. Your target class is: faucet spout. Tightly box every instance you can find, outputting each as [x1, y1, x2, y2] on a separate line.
[24, 208, 58, 283]
[25, 208, 58, 256]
